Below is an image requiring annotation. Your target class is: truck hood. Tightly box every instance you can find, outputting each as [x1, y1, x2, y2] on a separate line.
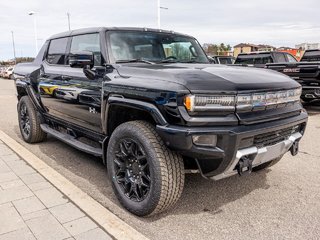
[116, 63, 300, 93]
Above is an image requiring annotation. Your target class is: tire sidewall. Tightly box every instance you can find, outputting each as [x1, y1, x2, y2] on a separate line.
[107, 123, 162, 216]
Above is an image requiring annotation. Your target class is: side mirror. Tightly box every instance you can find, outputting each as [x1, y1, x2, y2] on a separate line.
[69, 51, 94, 69]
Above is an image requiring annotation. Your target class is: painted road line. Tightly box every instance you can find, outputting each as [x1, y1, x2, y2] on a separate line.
[0, 130, 149, 240]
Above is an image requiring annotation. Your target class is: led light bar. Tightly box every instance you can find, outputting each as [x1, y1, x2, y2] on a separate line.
[184, 87, 302, 112]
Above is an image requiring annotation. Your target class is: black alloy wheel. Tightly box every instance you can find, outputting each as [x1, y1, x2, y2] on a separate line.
[113, 138, 151, 202]
[20, 103, 31, 138]
[107, 121, 185, 216]
[18, 96, 47, 143]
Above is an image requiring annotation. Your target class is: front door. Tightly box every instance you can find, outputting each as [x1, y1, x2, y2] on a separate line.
[39, 33, 103, 133]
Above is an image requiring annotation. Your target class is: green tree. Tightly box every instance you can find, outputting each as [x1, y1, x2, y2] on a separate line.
[203, 43, 232, 56]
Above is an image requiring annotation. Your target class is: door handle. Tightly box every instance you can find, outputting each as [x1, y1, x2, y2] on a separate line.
[61, 76, 72, 81]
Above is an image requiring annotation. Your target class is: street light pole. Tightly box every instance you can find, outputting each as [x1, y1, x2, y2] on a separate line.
[157, 0, 168, 29]
[11, 31, 16, 64]
[67, 12, 71, 31]
[157, 0, 161, 29]
[28, 11, 38, 55]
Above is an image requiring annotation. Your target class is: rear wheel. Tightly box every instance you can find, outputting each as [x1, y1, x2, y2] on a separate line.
[107, 120, 185, 216]
[18, 96, 47, 143]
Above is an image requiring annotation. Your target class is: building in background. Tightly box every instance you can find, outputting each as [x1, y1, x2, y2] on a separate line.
[233, 43, 276, 57]
[233, 43, 259, 57]
[295, 43, 320, 50]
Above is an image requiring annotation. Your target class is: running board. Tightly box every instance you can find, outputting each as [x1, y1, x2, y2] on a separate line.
[40, 124, 103, 157]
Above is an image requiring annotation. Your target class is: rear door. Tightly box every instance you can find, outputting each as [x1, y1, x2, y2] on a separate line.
[39, 33, 103, 133]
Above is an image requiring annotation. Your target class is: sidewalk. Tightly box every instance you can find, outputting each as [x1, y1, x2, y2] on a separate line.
[0, 140, 112, 240]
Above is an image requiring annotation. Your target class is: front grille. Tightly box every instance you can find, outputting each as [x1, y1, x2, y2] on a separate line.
[253, 125, 300, 148]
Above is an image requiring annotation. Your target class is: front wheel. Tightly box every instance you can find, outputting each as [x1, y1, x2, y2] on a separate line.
[18, 96, 47, 143]
[107, 121, 185, 216]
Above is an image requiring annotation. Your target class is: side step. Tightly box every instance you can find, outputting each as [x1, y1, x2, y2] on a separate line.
[40, 124, 103, 157]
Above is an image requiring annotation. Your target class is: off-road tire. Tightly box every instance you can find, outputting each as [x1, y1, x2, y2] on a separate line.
[107, 120, 185, 216]
[252, 156, 282, 172]
[18, 96, 47, 143]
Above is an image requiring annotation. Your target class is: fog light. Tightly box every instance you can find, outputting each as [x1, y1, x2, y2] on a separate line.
[192, 135, 217, 147]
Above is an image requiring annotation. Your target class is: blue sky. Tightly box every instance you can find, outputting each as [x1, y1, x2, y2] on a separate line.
[1, 0, 319, 60]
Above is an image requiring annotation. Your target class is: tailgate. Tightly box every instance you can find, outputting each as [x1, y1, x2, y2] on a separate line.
[266, 62, 320, 79]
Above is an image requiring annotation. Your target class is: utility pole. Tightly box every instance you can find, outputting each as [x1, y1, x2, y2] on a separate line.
[11, 31, 16, 64]
[67, 12, 71, 31]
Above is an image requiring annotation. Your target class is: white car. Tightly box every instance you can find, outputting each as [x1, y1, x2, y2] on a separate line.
[3, 67, 14, 79]
[0, 67, 7, 78]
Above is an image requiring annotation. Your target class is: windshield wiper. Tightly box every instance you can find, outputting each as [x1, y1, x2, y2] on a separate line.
[159, 59, 179, 63]
[116, 58, 155, 65]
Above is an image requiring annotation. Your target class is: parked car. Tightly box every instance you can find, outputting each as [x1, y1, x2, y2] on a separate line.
[0, 67, 6, 78]
[3, 66, 15, 79]
[14, 27, 308, 216]
[209, 55, 235, 65]
[235, 51, 297, 68]
[299, 49, 320, 62]
[266, 49, 320, 102]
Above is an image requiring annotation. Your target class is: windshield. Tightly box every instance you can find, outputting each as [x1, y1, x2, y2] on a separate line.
[235, 54, 273, 65]
[301, 50, 320, 62]
[108, 31, 209, 64]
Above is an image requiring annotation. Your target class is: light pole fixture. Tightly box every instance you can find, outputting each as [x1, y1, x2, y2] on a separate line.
[28, 11, 38, 55]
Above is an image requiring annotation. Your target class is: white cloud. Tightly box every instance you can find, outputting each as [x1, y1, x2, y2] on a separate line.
[1, 0, 319, 60]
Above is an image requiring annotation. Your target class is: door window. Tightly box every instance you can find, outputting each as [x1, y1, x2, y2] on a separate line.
[47, 38, 68, 65]
[274, 53, 286, 63]
[70, 34, 101, 66]
[286, 54, 297, 63]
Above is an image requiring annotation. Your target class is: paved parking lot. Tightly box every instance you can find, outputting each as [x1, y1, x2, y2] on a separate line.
[0, 78, 320, 240]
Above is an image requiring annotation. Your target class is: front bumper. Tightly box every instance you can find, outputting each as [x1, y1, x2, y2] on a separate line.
[156, 112, 308, 179]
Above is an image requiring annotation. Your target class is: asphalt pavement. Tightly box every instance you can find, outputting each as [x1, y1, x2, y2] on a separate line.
[0, 78, 320, 240]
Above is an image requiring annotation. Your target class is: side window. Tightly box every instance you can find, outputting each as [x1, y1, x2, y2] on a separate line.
[47, 38, 68, 65]
[274, 53, 286, 63]
[70, 34, 101, 66]
[286, 54, 297, 63]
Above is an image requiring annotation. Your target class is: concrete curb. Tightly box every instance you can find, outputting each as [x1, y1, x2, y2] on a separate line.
[0, 130, 149, 240]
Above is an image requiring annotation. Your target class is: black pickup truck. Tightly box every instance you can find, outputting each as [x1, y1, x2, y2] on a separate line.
[266, 49, 320, 102]
[14, 27, 308, 216]
[235, 51, 297, 68]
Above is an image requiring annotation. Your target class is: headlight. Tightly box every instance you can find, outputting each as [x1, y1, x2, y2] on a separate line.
[184, 95, 235, 111]
[184, 87, 301, 112]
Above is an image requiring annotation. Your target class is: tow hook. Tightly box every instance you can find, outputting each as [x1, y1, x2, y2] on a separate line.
[236, 156, 253, 176]
[290, 141, 299, 156]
